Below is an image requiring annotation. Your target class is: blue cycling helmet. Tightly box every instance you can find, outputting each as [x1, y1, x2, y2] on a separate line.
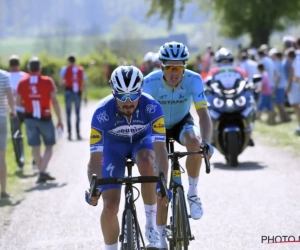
[158, 41, 189, 62]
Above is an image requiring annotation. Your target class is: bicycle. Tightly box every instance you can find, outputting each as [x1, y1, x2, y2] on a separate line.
[165, 136, 211, 250]
[89, 157, 168, 250]
[10, 115, 25, 169]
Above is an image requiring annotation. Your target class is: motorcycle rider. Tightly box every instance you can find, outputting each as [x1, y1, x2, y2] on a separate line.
[206, 47, 255, 146]
[207, 47, 247, 89]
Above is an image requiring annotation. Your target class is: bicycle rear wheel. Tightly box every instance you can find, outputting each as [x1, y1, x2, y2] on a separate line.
[170, 186, 189, 250]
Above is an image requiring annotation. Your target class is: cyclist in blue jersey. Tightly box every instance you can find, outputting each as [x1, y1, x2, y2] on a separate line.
[85, 66, 169, 250]
[143, 41, 214, 249]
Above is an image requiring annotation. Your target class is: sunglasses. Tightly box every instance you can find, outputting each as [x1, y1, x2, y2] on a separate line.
[114, 91, 141, 102]
[162, 63, 186, 71]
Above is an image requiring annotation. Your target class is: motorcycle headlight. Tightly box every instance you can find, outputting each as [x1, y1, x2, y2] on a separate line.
[226, 99, 234, 107]
[213, 98, 224, 108]
[235, 96, 246, 106]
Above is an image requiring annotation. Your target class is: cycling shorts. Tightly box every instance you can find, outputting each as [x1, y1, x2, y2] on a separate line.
[166, 112, 200, 146]
[100, 136, 154, 192]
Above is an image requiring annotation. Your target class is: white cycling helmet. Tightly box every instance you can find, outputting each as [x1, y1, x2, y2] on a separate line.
[143, 52, 154, 62]
[158, 41, 189, 62]
[215, 47, 234, 63]
[110, 65, 144, 93]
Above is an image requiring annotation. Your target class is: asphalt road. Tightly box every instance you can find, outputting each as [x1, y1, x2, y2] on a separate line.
[0, 101, 299, 250]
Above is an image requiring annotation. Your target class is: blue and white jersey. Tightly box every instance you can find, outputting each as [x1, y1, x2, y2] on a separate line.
[143, 69, 207, 129]
[90, 93, 166, 153]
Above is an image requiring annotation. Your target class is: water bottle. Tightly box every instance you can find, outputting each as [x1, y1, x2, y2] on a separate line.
[57, 126, 63, 138]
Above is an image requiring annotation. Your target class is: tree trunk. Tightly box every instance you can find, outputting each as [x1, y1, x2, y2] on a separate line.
[250, 28, 272, 48]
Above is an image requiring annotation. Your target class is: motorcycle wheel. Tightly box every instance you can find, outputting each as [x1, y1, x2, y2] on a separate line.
[226, 132, 239, 167]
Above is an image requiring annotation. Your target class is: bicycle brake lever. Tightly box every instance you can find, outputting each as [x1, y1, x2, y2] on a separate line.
[158, 171, 167, 198]
[89, 174, 97, 200]
[203, 147, 211, 174]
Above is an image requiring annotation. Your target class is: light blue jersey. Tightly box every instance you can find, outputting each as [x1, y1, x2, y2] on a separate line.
[143, 69, 207, 129]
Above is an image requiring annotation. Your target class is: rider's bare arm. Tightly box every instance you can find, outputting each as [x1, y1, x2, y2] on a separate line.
[88, 151, 103, 182]
[153, 141, 169, 181]
[196, 108, 212, 143]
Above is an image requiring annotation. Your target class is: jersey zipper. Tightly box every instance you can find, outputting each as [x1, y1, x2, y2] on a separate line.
[126, 116, 133, 143]
[170, 88, 174, 128]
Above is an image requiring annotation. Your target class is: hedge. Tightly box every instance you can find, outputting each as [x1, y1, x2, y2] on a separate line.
[0, 49, 195, 88]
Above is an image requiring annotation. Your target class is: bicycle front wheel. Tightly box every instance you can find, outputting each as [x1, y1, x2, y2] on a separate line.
[125, 209, 140, 250]
[125, 209, 134, 250]
[173, 186, 189, 250]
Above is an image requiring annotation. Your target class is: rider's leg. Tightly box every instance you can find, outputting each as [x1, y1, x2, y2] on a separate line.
[135, 143, 160, 247]
[136, 149, 157, 219]
[181, 129, 202, 193]
[180, 126, 204, 220]
[99, 144, 128, 249]
[101, 189, 121, 249]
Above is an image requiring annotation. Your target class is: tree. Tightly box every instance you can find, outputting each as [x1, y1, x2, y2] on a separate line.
[146, 0, 300, 47]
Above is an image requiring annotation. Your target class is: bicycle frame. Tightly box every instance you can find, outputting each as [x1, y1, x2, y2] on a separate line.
[166, 138, 194, 243]
[90, 158, 167, 250]
[119, 159, 145, 249]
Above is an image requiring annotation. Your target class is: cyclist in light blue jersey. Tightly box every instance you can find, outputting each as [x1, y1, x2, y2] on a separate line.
[85, 66, 170, 250]
[143, 41, 214, 249]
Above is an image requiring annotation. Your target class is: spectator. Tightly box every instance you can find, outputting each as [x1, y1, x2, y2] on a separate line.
[204, 44, 213, 72]
[140, 52, 154, 76]
[194, 54, 205, 73]
[7, 55, 38, 171]
[59, 55, 87, 140]
[286, 47, 300, 135]
[256, 63, 276, 125]
[271, 52, 291, 122]
[259, 44, 269, 55]
[282, 36, 295, 88]
[17, 57, 63, 183]
[239, 52, 258, 79]
[151, 53, 161, 72]
[0, 69, 15, 199]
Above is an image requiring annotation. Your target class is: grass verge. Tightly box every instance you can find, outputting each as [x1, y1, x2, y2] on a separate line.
[253, 110, 300, 156]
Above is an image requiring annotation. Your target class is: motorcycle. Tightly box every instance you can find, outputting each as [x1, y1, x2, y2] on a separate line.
[205, 75, 262, 166]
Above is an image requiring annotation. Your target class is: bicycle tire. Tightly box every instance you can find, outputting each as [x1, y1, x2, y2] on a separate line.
[15, 136, 24, 167]
[171, 187, 189, 250]
[10, 117, 24, 168]
[125, 209, 137, 250]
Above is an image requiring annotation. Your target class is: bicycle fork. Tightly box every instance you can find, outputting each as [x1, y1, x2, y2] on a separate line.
[120, 181, 146, 250]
